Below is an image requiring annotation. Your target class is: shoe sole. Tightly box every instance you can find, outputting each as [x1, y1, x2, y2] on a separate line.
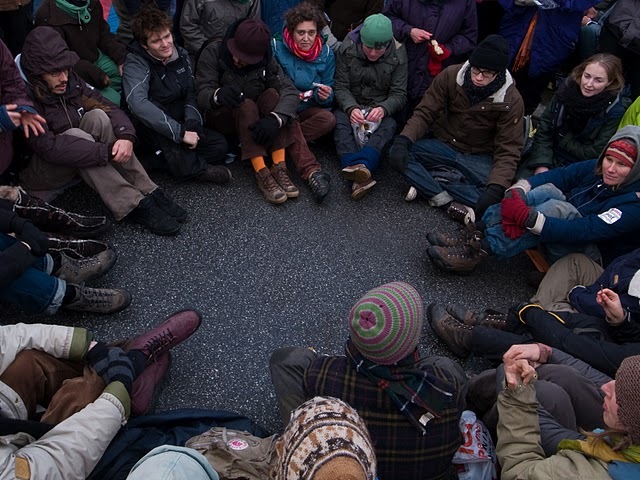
[66, 219, 113, 239]
[284, 189, 300, 199]
[426, 247, 476, 275]
[405, 186, 418, 202]
[341, 167, 371, 184]
[351, 180, 377, 200]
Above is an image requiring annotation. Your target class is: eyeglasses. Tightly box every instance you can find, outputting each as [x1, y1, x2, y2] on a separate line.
[470, 66, 497, 79]
[48, 69, 70, 78]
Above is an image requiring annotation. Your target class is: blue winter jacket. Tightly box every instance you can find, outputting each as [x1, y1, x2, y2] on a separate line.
[527, 127, 640, 265]
[272, 37, 335, 113]
[498, 0, 599, 76]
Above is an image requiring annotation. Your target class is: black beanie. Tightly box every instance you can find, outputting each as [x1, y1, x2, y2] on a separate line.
[469, 34, 510, 72]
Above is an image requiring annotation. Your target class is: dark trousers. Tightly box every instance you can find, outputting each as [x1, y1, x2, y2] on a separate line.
[0, 350, 104, 425]
[599, 25, 640, 100]
[0, 4, 33, 56]
[136, 124, 227, 180]
[209, 88, 320, 180]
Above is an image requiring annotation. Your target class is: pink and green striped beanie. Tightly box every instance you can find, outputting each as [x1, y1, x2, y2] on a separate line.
[349, 282, 424, 365]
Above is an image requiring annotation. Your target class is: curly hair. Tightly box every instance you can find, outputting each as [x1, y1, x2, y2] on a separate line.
[131, 7, 173, 45]
[569, 53, 625, 94]
[284, 2, 326, 35]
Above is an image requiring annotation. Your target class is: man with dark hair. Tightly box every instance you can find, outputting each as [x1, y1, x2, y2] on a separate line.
[269, 281, 466, 479]
[389, 34, 524, 223]
[124, 8, 231, 185]
[19, 27, 186, 236]
[196, 18, 331, 204]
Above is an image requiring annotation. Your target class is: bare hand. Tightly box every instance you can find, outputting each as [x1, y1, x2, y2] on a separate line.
[5, 104, 21, 128]
[183, 130, 199, 149]
[503, 344, 541, 364]
[410, 28, 432, 44]
[504, 358, 537, 390]
[597, 288, 625, 324]
[20, 111, 46, 138]
[534, 166, 549, 175]
[111, 139, 133, 163]
[365, 106, 385, 122]
[118, 64, 124, 77]
[350, 108, 366, 125]
[316, 84, 332, 101]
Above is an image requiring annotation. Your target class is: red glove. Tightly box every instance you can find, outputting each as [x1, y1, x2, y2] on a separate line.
[501, 189, 531, 226]
[501, 219, 527, 239]
[427, 42, 451, 77]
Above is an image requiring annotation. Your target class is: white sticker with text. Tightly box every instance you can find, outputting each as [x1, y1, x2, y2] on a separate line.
[598, 208, 622, 224]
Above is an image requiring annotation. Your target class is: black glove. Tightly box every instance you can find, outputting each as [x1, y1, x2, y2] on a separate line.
[184, 118, 204, 136]
[474, 183, 506, 219]
[86, 342, 136, 395]
[215, 85, 243, 108]
[388, 135, 413, 172]
[10, 216, 49, 256]
[249, 116, 280, 145]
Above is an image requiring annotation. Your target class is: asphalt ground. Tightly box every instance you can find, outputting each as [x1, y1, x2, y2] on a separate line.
[2, 142, 536, 434]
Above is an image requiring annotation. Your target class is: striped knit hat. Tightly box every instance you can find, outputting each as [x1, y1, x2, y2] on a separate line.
[615, 355, 640, 444]
[274, 396, 377, 480]
[605, 138, 637, 168]
[349, 282, 424, 365]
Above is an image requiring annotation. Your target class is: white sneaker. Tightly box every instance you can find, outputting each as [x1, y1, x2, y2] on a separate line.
[405, 186, 418, 202]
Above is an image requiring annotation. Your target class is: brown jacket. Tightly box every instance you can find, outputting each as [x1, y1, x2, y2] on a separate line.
[0, 0, 30, 12]
[401, 62, 525, 189]
[35, 0, 126, 88]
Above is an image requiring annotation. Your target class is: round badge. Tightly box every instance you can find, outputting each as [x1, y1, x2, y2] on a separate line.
[227, 439, 249, 451]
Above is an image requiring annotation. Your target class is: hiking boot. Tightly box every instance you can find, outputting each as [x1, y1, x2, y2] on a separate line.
[340, 163, 371, 183]
[405, 186, 418, 202]
[447, 304, 507, 329]
[426, 224, 480, 247]
[150, 189, 188, 223]
[128, 309, 202, 365]
[52, 249, 117, 283]
[63, 283, 132, 314]
[6, 186, 112, 238]
[196, 165, 233, 184]
[427, 303, 472, 358]
[48, 236, 112, 260]
[427, 237, 488, 274]
[307, 170, 331, 203]
[351, 178, 377, 200]
[256, 168, 287, 204]
[128, 195, 181, 236]
[130, 352, 170, 416]
[446, 201, 476, 225]
[271, 163, 299, 198]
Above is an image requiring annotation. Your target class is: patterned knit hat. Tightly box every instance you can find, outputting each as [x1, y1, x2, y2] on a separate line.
[615, 355, 640, 444]
[605, 138, 638, 168]
[274, 396, 377, 480]
[349, 281, 424, 365]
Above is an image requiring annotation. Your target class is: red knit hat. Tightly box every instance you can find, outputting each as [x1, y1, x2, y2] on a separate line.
[605, 139, 638, 168]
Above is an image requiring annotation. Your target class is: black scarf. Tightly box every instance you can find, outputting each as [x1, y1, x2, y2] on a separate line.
[462, 67, 507, 106]
[555, 79, 617, 135]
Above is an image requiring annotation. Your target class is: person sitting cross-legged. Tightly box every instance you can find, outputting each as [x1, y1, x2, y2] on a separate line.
[124, 8, 232, 186]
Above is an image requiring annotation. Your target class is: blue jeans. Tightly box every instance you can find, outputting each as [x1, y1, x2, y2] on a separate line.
[0, 234, 65, 314]
[482, 184, 601, 262]
[402, 138, 493, 206]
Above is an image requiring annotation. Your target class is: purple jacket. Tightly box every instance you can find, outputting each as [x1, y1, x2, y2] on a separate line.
[383, 0, 477, 101]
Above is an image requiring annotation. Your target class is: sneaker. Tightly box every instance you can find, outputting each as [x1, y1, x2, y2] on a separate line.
[351, 178, 377, 200]
[13, 186, 111, 238]
[63, 283, 132, 314]
[150, 189, 188, 223]
[196, 165, 233, 184]
[427, 303, 472, 358]
[308, 170, 331, 203]
[405, 186, 418, 202]
[447, 304, 507, 329]
[48, 236, 112, 260]
[427, 237, 488, 274]
[52, 249, 117, 283]
[340, 163, 371, 183]
[256, 168, 287, 204]
[128, 196, 181, 236]
[128, 309, 202, 365]
[446, 202, 476, 225]
[271, 163, 299, 198]
[426, 225, 479, 247]
[130, 352, 170, 416]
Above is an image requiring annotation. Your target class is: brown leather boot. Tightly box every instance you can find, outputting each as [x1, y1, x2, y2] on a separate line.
[256, 168, 287, 204]
[270, 163, 299, 198]
[427, 303, 472, 358]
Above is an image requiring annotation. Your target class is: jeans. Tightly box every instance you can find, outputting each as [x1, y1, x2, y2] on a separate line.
[402, 138, 493, 207]
[0, 234, 65, 315]
[482, 183, 600, 262]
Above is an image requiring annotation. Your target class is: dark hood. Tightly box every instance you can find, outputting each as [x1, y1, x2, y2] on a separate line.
[21, 26, 79, 80]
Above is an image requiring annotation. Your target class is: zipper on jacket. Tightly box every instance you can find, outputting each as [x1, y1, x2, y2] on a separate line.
[60, 96, 74, 130]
